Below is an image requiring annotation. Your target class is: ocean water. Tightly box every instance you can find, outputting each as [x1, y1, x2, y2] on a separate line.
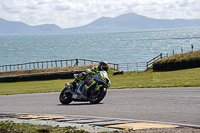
[0, 28, 200, 66]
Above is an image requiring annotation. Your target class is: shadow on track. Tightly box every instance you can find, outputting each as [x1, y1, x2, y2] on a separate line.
[57, 102, 103, 106]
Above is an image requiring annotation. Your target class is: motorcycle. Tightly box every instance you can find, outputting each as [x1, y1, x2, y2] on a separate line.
[59, 71, 111, 104]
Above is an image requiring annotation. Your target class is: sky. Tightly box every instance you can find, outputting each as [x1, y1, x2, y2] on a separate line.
[0, 0, 200, 29]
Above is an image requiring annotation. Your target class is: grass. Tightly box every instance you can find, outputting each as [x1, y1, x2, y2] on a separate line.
[111, 68, 200, 88]
[1, 67, 200, 95]
[155, 50, 200, 64]
[0, 121, 86, 133]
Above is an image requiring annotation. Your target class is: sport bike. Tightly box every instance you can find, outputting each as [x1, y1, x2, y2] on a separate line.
[59, 71, 111, 104]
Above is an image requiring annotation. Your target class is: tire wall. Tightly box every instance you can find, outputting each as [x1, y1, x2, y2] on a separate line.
[0, 70, 84, 82]
[153, 60, 200, 71]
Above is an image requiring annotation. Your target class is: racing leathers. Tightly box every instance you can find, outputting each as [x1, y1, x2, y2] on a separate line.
[71, 66, 99, 98]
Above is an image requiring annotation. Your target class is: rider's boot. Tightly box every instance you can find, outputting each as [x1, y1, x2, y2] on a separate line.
[81, 86, 88, 96]
[76, 84, 87, 100]
[76, 81, 84, 95]
[77, 87, 82, 95]
[70, 79, 78, 91]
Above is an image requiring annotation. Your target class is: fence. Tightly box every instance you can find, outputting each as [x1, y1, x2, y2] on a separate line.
[0, 59, 160, 73]
[118, 62, 147, 72]
[0, 59, 119, 72]
[0, 53, 166, 72]
[0, 56, 162, 73]
[146, 53, 162, 69]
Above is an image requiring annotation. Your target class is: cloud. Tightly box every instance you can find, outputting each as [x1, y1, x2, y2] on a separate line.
[0, 0, 200, 28]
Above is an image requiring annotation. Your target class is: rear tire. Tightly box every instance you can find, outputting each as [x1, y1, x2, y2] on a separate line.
[89, 87, 107, 104]
[59, 87, 73, 104]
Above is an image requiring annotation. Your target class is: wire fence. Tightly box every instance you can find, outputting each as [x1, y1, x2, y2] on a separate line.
[0, 59, 150, 72]
[0, 52, 168, 73]
[0, 59, 119, 72]
[118, 62, 148, 72]
[0, 56, 162, 72]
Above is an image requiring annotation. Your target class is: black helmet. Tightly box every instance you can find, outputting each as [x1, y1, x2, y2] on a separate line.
[98, 61, 109, 71]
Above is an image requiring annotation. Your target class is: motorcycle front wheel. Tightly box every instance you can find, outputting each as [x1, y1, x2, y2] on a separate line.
[59, 87, 73, 104]
[89, 87, 107, 104]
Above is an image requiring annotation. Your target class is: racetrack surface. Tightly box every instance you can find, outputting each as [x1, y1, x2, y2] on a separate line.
[0, 87, 200, 126]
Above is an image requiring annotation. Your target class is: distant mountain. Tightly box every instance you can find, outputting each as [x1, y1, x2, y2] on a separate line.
[0, 18, 62, 35]
[64, 13, 200, 33]
[0, 12, 200, 35]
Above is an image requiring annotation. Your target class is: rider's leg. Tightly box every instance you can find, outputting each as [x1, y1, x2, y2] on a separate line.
[70, 79, 78, 90]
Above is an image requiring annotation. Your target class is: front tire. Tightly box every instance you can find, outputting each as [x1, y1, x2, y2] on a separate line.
[89, 87, 107, 104]
[59, 87, 73, 104]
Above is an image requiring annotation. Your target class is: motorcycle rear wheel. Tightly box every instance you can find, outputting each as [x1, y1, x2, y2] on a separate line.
[59, 87, 73, 104]
[89, 87, 107, 104]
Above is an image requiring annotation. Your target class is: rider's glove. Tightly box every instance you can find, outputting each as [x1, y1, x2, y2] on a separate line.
[85, 69, 91, 73]
[90, 71, 95, 75]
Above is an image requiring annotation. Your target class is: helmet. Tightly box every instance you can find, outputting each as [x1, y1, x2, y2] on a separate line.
[98, 61, 109, 71]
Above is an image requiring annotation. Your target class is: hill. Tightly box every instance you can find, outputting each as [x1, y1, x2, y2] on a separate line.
[64, 13, 200, 33]
[1, 12, 200, 35]
[0, 18, 62, 35]
[153, 50, 200, 71]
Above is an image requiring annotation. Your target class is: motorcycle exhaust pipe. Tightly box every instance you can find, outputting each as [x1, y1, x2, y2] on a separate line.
[65, 82, 74, 94]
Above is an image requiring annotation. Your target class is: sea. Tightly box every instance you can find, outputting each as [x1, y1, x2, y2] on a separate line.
[0, 27, 200, 66]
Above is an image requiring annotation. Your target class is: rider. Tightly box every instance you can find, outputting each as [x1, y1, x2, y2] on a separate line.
[71, 61, 109, 97]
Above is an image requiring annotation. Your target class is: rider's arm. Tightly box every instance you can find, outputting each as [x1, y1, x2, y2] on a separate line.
[91, 66, 99, 73]
[85, 67, 98, 75]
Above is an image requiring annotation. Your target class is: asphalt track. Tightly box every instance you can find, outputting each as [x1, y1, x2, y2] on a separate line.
[0, 87, 200, 126]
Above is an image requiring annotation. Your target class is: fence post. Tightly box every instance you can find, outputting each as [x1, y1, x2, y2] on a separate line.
[51, 61, 53, 67]
[55, 61, 57, 67]
[136, 62, 138, 72]
[74, 58, 78, 66]
[191, 45, 194, 52]
[46, 61, 48, 68]
[160, 53, 162, 59]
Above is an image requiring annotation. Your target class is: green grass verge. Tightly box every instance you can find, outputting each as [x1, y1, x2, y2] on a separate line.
[111, 68, 200, 88]
[0, 121, 86, 133]
[155, 50, 200, 64]
[1, 67, 200, 95]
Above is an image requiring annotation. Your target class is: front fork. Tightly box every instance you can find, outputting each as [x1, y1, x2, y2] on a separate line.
[65, 82, 74, 94]
[95, 83, 103, 91]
